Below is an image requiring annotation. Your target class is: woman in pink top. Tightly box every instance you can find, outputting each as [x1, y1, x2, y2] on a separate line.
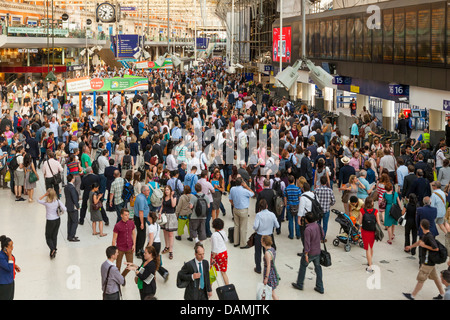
[349, 151, 361, 173]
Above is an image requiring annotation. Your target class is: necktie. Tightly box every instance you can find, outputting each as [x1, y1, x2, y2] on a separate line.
[198, 262, 204, 289]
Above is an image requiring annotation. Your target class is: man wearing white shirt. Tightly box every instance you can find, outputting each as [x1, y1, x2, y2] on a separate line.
[49, 117, 60, 145]
[298, 182, 314, 245]
[187, 151, 201, 175]
[166, 151, 178, 171]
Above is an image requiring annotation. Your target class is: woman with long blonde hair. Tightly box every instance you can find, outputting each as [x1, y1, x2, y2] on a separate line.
[38, 188, 66, 259]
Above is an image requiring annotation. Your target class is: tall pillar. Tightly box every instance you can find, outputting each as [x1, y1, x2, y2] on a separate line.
[429, 109, 445, 131]
[289, 81, 297, 101]
[382, 99, 395, 132]
[323, 87, 334, 112]
[356, 94, 369, 115]
[301, 83, 315, 107]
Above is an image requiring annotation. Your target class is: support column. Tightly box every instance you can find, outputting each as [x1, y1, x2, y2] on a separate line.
[323, 87, 334, 112]
[301, 83, 313, 106]
[289, 81, 297, 101]
[382, 99, 395, 132]
[356, 94, 369, 116]
[429, 109, 445, 131]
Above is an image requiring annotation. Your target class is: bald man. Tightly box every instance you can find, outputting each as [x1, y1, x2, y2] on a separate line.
[109, 170, 126, 223]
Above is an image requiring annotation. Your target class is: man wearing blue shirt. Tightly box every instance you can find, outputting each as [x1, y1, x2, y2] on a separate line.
[229, 177, 254, 249]
[396, 157, 408, 197]
[284, 175, 302, 239]
[51, 95, 60, 113]
[134, 186, 150, 258]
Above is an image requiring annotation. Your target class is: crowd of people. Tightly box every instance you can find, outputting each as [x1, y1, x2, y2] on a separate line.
[0, 57, 450, 301]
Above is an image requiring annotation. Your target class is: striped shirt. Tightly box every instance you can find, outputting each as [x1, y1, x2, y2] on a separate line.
[314, 185, 336, 213]
[284, 184, 302, 205]
[67, 161, 80, 175]
[110, 177, 125, 205]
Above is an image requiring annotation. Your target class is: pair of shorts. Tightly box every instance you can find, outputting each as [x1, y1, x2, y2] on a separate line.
[436, 217, 445, 225]
[417, 264, 439, 283]
[14, 170, 25, 186]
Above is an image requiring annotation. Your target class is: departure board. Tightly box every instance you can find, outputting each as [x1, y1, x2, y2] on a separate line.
[431, 3, 445, 65]
[354, 16, 363, 61]
[393, 8, 405, 64]
[417, 6, 431, 63]
[314, 21, 320, 58]
[347, 18, 355, 60]
[448, 1, 450, 65]
[326, 20, 333, 58]
[405, 7, 417, 64]
[320, 20, 326, 58]
[372, 26, 383, 63]
[307, 21, 313, 58]
[333, 19, 339, 59]
[382, 10, 394, 63]
[363, 14, 372, 62]
[339, 18, 347, 60]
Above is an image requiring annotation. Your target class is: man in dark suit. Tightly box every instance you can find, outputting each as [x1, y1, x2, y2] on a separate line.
[177, 243, 212, 300]
[402, 165, 418, 199]
[25, 132, 40, 169]
[300, 149, 314, 186]
[416, 197, 439, 237]
[256, 178, 276, 213]
[150, 136, 164, 164]
[79, 167, 101, 225]
[64, 174, 80, 242]
[408, 169, 431, 206]
[338, 156, 356, 188]
[414, 153, 430, 174]
[104, 159, 118, 211]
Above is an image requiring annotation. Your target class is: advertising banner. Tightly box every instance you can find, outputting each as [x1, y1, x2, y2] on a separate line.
[8, 27, 69, 36]
[272, 27, 291, 63]
[134, 58, 173, 69]
[66, 76, 148, 93]
[196, 37, 210, 51]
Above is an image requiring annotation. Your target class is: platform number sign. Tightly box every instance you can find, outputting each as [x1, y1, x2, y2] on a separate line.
[389, 84, 409, 97]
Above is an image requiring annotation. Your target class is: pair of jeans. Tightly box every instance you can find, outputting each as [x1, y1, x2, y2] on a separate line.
[205, 206, 213, 237]
[318, 211, 330, 238]
[115, 202, 126, 223]
[287, 205, 300, 239]
[324, 132, 331, 149]
[134, 216, 147, 255]
[296, 254, 323, 292]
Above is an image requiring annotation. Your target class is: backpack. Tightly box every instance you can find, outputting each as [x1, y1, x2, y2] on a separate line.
[121, 180, 135, 204]
[272, 180, 284, 216]
[149, 182, 163, 208]
[303, 194, 324, 221]
[8, 155, 19, 171]
[424, 165, 435, 183]
[122, 155, 132, 170]
[194, 194, 208, 218]
[429, 239, 448, 265]
[362, 209, 377, 232]
[92, 134, 100, 149]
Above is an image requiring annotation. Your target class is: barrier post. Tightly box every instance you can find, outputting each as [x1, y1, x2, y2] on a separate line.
[93, 91, 97, 116]
[107, 91, 110, 115]
[79, 91, 82, 117]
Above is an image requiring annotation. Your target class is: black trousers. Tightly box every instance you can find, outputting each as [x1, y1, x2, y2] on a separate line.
[45, 218, 60, 252]
[103, 291, 120, 300]
[254, 233, 276, 273]
[67, 210, 79, 240]
[404, 221, 418, 255]
[134, 216, 147, 255]
[45, 177, 60, 198]
[0, 281, 14, 300]
[79, 194, 89, 224]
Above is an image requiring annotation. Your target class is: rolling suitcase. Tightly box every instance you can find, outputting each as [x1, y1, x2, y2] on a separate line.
[216, 283, 239, 300]
[228, 227, 234, 244]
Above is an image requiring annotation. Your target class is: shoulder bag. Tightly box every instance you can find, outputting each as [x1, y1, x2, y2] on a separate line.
[47, 159, 62, 184]
[319, 227, 331, 267]
[379, 192, 387, 210]
[56, 199, 66, 216]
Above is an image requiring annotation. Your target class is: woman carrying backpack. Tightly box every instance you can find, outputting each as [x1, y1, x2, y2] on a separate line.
[359, 197, 382, 273]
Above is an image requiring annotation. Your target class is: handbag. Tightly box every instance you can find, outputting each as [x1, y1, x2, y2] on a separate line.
[341, 188, 350, 203]
[375, 223, 384, 242]
[289, 204, 299, 217]
[389, 203, 402, 221]
[247, 232, 257, 248]
[379, 194, 387, 210]
[5, 170, 10, 182]
[56, 199, 66, 216]
[209, 265, 218, 285]
[157, 213, 168, 226]
[319, 228, 332, 267]
[28, 171, 38, 183]
[256, 282, 272, 300]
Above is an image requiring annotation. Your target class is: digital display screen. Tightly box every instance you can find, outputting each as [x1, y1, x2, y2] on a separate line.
[417, 6, 431, 63]
[354, 16, 363, 61]
[314, 21, 320, 58]
[339, 18, 347, 60]
[383, 10, 394, 63]
[405, 8, 417, 64]
[431, 3, 445, 65]
[347, 18, 355, 61]
[448, 2, 450, 65]
[320, 20, 326, 58]
[412, 111, 421, 118]
[394, 8, 405, 64]
[333, 19, 339, 59]
[372, 27, 383, 63]
[307, 21, 314, 57]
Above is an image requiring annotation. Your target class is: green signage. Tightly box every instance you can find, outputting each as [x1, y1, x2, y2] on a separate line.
[8, 27, 69, 36]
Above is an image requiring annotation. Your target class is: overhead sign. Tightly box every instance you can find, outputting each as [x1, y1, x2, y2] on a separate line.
[333, 76, 352, 85]
[120, 6, 136, 11]
[389, 84, 409, 97]
[8, 27, 69, 36]
[135, 58, 173, 69]
[444, 100, 450, 111]
[196, 38, 210, 51]
[61, 13, 69, 21]
[111, 34, 142, 58]
[66, 76, 148, 93]
[18, 49, 38, 53]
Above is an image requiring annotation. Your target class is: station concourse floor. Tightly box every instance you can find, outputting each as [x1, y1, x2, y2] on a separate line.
[2, 171, 447, 301]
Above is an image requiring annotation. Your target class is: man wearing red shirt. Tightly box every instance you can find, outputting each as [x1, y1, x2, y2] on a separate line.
[112, 208, 136, 277]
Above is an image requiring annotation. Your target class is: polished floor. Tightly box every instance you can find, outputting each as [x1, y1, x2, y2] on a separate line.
[2, 170, 447, 300]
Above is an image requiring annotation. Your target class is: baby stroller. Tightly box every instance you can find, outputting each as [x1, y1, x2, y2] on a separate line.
[331, 209, 364, 252]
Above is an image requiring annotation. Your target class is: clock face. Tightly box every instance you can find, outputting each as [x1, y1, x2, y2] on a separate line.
[97, 3, 115, 22]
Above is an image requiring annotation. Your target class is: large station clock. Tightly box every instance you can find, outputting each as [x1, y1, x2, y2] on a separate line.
[96, 2, 116, 23]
